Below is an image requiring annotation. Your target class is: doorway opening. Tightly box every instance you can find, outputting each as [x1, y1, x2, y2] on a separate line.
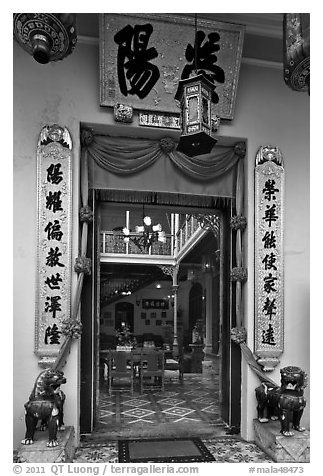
[80, 192, 240, 437]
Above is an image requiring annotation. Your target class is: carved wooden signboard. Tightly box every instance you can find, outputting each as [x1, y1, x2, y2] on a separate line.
[255, 146, 284, 371]
[35, 124, 73, 366]
[100, 13, 244, 120]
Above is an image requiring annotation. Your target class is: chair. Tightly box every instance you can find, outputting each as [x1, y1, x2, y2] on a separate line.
[164, 348, 184, 383]
[106, 350, 134, 395]
[139, 349, 164, 393]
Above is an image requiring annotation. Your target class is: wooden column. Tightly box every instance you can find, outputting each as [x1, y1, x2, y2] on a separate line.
[172, 273, 179, 357]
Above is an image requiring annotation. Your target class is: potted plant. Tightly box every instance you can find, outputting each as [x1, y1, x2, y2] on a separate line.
[115, 322, 136, 351]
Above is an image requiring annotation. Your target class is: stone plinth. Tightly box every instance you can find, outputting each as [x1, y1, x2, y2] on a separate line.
[254, 419, 310, 463]
[17, 426, 75, 463]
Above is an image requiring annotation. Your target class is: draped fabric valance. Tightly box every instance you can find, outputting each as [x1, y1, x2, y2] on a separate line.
[81, 129, 246, 200]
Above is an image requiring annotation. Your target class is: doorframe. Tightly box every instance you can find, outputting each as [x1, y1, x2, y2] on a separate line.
[80, 192, 100, 433]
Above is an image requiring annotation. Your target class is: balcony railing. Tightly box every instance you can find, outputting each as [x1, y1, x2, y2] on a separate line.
[100, 231, 173, 256]
[101, 215, 209, 258]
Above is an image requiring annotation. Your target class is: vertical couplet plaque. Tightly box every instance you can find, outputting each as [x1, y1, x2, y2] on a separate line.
[255, 145, 284, 371]
[35, 124, 73, 367]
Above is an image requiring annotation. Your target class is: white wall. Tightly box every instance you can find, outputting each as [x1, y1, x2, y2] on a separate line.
[13, 38, 310, 448]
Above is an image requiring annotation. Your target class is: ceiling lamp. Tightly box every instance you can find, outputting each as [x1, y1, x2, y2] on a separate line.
[123, 215, 166, 252]
[283, 14, 310, 93]
[175, 15, 217, 157]
[13, 13, 77, 64]
[187, 269, 196, 281]
[201, 255, 214, 273]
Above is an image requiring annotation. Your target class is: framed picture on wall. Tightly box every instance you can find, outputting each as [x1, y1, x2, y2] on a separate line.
[103, 311, 112, 320]
[142, 299, 169, 309]
[156, 320, 162, 326]
[145, 320, 150, 326]
[161, 311, 167, 318]
[141, 312, 146, 319]
[150, 312, 157, 319]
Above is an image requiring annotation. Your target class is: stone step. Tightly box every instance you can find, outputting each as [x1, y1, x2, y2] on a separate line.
[254, 419, 310, 463]
[17, 426, 75, 463]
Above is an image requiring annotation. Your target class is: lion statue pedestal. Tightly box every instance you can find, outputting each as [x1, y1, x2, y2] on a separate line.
[255, 366, 307, 437]
[254, 366, 309, 462]
[21, 369, 66, 448]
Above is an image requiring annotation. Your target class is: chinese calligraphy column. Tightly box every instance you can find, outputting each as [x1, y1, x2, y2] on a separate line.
[35, 124, 73, 367]
[255, 146, 284, 371]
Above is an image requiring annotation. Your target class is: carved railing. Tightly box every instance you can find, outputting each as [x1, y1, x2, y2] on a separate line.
[100, 231, 173, 256]
[175, 215, 201, 254]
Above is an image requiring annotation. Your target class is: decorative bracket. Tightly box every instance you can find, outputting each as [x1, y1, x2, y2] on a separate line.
[158, 264, 177, 278]
[254, 145, 284, 371]
[194, 214, 220, 237]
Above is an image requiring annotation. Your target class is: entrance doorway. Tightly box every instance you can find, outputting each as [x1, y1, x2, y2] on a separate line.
[80, 193, 240, 435]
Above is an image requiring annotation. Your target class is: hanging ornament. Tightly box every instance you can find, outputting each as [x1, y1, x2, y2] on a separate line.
[13, 13, 77, 64]
[175, 14, 218, 156]
[283, 14, 310, 93]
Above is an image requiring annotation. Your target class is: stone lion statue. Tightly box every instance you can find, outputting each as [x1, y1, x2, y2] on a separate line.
[21, 369, 66, 447]
[255, 366, 307, 437]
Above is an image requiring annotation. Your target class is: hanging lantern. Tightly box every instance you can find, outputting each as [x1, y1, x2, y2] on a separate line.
[283, 14, 310, 93]
[175, 74, 217, 156]
[13, 13, 77, 64]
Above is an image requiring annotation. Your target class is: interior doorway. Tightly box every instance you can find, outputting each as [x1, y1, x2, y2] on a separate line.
[188, 282, 204, 342]
[115, 302, 134, 333]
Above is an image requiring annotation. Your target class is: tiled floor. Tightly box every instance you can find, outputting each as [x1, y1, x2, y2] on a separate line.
[92, 359, 226, 437]
[74, 358, 274, 463]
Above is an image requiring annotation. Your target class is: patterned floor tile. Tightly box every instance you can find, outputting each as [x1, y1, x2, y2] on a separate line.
[185, 390, 210, 396]
[162, 406, 195, 417]
[192, 396, 215, 404]
[158, 397, 186, 406]
[201, 405, 220, 414]
[121, 408, 156, 418]
[122, 398, 151, 407]
[99, 409, 115, 417]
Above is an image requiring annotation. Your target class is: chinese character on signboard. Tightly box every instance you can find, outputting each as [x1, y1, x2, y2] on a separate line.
[35, 124, 72, 365]
[254, 146, 284, 371]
